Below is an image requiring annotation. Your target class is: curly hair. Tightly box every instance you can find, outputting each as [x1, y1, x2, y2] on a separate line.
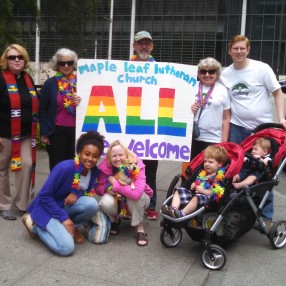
[49, 48, 78, 71]
[76, 131, 105, 155]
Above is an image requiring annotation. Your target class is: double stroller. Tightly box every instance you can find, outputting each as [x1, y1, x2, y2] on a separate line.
[160, 123, 286, 270]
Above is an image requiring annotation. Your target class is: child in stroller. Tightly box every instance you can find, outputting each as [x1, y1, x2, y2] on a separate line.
[161, 145, 228, 218]
[232, 138, 272, 190]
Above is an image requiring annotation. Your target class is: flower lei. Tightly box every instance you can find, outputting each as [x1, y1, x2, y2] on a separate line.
[194, 167, 225, 202]
[118, 164, 139, 180]
[55, 71, 77, 115]
[71, 156, 97, 197]
[130, 54, 155, 62]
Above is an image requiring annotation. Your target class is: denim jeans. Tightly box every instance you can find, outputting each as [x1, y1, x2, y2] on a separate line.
[229, 123, 273, 220]
[34, 196, 99, 256]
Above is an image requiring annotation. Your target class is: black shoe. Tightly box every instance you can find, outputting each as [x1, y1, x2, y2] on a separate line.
[0, 210, 17, 220]
[168, 207, 182, 218]
[161, 205, 170, 215]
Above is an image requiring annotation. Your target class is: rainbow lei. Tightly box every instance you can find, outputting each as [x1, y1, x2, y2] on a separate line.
[55, 72, 77, 115]
[71, 156, 97, 197]
[118, 164, 139, 181]
[130, 54, 155, 62]
[194, 167, 225, 202]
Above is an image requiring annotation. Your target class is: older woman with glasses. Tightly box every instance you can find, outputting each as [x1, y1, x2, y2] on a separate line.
[0, 44, 39, 220]
[191, 57, 231, 159]
[39, 48, 81, 171]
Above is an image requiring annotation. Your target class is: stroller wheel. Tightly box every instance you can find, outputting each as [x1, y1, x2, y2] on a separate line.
[160, 227, 182, 248]
[269, 220, 286, 249]
[201, 244, 227, 270]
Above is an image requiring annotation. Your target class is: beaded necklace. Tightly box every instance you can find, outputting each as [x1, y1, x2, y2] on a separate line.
[194, 167, 225, 202]
[71, 156, 97, 197]
[55, 71, 77, 115]
[131, 54, 155, 62]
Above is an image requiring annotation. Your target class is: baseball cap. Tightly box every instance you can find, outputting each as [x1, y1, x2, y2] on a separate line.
[134, 31, 153, 42]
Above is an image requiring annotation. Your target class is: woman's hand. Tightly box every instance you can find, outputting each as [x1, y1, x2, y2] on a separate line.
[64, 193, 77, 206]
[191, 101, 199, 114]
[62, 218, 75, 236]
[40, 136, 50, 145]
[108, 175, 116, 185]
[73, 95, 81, 106]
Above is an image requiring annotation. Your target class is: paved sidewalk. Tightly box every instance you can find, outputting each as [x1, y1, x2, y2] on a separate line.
[1, 150, 286, 286]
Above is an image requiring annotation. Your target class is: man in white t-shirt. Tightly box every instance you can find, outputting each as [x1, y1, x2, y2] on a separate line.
[220, 34, 286, 221]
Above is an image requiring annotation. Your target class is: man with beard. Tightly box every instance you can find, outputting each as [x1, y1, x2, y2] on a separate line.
[130, 31, 158, 220]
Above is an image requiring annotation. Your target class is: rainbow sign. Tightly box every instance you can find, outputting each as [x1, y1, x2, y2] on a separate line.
[77, 59, 197, 161]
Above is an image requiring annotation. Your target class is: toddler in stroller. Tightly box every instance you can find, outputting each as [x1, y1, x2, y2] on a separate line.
[161, 145, 228, 219]
[232, 138, 272, 190]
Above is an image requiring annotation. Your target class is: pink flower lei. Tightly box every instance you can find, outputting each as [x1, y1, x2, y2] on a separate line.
[71, 156, 97, 197]
[55, 71, 77, 115]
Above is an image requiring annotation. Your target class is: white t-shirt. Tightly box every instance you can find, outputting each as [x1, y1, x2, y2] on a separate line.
[194, 81, 230, 143]
[220, 59, 281, 130]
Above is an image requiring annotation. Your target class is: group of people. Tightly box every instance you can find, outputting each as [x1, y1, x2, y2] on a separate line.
[0, 31, 285, 256]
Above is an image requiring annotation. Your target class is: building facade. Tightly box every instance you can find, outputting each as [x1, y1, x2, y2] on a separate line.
[12, 0, 286, 76]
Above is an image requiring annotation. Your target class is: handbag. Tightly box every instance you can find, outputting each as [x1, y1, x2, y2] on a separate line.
[192, 108, 203, 139]
[86, 210, 111, 244]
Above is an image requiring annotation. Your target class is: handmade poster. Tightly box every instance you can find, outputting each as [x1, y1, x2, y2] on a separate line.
[76, 59, 197, 161]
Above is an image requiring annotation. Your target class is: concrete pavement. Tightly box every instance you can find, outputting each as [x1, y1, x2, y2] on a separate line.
[1, 149, 286, 286]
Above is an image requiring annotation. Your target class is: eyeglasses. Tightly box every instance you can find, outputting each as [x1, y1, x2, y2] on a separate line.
[199, 69, 217, 75]
[7, 55, 24, 61]
[58, 61, 74, 67]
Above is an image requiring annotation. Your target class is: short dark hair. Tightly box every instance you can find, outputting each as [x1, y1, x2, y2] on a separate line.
[76, 131, 105, 155]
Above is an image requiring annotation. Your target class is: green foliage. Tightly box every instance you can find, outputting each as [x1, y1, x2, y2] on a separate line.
[0, 0, 38, 53]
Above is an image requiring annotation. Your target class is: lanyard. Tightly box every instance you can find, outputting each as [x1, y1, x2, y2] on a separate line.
[197, 81, 215, 108]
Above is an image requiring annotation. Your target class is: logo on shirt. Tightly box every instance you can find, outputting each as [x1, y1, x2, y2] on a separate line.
[231, 82, 250, 97]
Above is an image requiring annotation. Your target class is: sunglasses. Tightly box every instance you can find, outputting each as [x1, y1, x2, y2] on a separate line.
[7, 55, 24, 61]
[58, 61, 74, 67]
[199, 69, 217, 75]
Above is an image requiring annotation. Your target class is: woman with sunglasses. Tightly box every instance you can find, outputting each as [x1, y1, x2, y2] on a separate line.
[39, 48, 81, 171]
[0, 44, 39, 220]
[191, 57, 231, 159]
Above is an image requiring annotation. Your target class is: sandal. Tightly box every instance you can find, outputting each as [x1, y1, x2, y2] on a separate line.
[136, 232, 148, 246]
[110, 222, 120, 235]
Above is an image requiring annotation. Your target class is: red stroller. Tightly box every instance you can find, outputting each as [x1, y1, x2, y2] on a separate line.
[160, 123, 286, 270]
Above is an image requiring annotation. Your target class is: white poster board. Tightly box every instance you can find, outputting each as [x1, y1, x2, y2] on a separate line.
[76, 59, 197, 162]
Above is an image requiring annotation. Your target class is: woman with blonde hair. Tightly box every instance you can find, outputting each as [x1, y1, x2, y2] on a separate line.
[96, 140, 153, 246]
[0, 44, 39, 220]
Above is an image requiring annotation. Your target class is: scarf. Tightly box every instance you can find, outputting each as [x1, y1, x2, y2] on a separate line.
[55, 72, 77, 115]
[2, 70, 38, 198]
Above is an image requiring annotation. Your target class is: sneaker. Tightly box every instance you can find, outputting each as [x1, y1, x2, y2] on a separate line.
[168, 207, 183, 218]
[21, 214, 37, 238]
[161, 205, 170, 215]
[146, 208, 158, 220]
[74, 229, 85, 244]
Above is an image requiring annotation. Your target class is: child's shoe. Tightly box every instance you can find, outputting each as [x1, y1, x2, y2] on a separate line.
[168, 207, 184, 218]
[160, 205, 170, 215]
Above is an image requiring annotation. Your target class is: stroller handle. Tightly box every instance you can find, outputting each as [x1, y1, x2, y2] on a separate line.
[253, 123, 283, 133]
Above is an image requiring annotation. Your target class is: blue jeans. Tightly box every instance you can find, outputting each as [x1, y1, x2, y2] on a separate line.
[34, 196, 99, 256]
[229, 123, 273, 220]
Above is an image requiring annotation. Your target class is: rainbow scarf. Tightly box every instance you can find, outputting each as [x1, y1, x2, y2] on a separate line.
[130, 54, 155, 62]
[71, 156, 97, 197]
[55, 72, 77, 115]
[2, 70, 38, 198]
[194, 167, 225, 202]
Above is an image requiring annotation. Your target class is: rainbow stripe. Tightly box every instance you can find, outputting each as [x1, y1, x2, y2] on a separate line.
[82, 86, 122, 133]
[125, 87, 155, 134]
[157, 88, 186, 136]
